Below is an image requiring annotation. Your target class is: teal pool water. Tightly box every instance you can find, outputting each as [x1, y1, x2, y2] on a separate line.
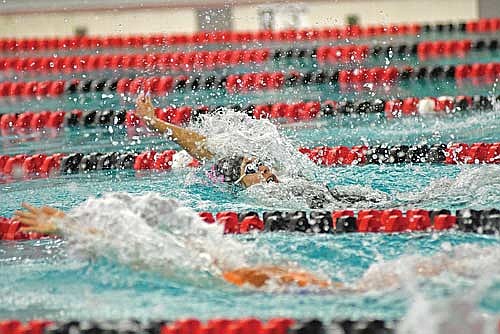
[0, 39, 499, 324]
[1, 104, 499, 322]
[1, 233, 499, 321]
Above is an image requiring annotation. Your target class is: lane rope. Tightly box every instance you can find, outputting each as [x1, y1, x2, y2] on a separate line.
[0, 61, 498, 99]
[1, 38, 498, 75]
[1, 207, 498, 241]
[1, 18, 498, 53]
[1, 93, 498, 135]
[1, 142, 498, 180]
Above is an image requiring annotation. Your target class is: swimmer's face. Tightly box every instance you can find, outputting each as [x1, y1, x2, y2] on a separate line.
[240, 161, 278, 188]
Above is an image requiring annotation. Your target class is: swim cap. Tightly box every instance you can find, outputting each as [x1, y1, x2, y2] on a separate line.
[213, 156, 244, 183]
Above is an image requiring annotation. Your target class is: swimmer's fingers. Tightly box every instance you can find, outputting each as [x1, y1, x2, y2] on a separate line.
[41, 206, 57, 215]
[135, 95, 149, 110]
[41, 206, 64, 217]
[13, 210, 37, 220]
[13, 216, 39, 228]
[21, 202, 41, 215]
[18, 226, 42, 233]
[12, 214, 37, 226]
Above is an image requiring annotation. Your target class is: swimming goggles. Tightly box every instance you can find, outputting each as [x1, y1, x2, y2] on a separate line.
[234, 160, 278, 185]
[243, 160, 262, 175]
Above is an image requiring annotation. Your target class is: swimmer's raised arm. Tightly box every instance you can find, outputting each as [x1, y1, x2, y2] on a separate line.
[13, 203, 101, 236]
[135, 95, 214, 161]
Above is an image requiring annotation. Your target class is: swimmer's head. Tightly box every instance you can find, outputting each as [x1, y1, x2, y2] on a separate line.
[213, 156, 278, 188]
[235, 158, 279, 188]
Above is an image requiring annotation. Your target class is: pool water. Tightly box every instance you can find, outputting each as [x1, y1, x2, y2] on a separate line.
[1, 103, 499, 323]
[1, 33, 500, 326]
[1, 233, 499, 321]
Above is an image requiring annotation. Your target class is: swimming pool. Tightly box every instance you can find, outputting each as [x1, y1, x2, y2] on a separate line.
[1, 20, 499, 330]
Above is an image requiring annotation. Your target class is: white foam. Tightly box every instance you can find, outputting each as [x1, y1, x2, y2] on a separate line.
[57, 192, 268, 283]
[396, 165, 500, 208]
[171, 150, 193, 169]
[356, 244, 500, 290]
[418, 98, 436, 115]
[189, 108, 316, 178]
[244, 177, 390, 210]
[341, 243, 500, 333]
[394, 244, 500, 334]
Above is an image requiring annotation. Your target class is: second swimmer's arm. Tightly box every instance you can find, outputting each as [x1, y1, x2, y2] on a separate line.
[13, 203, 101, 236]
[135, 95, 214, 161]
[222, 266, 334, 289]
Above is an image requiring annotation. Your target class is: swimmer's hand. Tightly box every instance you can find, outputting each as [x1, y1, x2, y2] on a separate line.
[135, 93, 156, 122]
[13, 203, 65, 235]
[222, 266, 332, 289]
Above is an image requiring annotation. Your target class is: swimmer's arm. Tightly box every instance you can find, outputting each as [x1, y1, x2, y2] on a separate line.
[135, 95, 214, 161]
[13, 203, 101, 236]
[222, 266, 334, 289]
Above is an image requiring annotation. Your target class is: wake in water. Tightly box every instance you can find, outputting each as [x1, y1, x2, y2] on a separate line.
[354, 243, 500, 292]
[245, 178, 390, 210]
[397, 165, 500, 208]
[392, 243, 500, 334]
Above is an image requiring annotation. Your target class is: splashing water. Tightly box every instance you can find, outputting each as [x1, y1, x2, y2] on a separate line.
[357, 243, 500, 290]
[188, 109, 499, 210]
[245, 177, 390, 210]
[397, 165, 500, 208]
[394, 244, 500, 334]
[59, 192, 274, 285]
[58, 194, 500, 300]
[189, 109, 316, 178]
[189, 109, 392, 207]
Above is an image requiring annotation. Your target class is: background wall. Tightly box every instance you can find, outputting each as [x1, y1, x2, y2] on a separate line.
[233, 0, 479, 31]
[0, 0, 484, 38]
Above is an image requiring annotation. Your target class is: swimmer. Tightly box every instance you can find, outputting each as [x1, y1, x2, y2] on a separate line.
[135, 94, 278, 188]
[134, 95, 388, 208]
[12, 200, 330, 289]
[13, 197, 476, 292]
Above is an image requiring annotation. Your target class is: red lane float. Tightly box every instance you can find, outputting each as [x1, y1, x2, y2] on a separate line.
[133, 150, 199, 171]
[0, 319, 296, 334]
[0, 48, 271, 74]
[0, 217, 48, 241]
[1, 110, 74, 133]
[0, 153, 64, 177]
[0, 142, 498, 182]
[316, 44, 369, 63]
[1, 62, 499, 99]
[3, 206, 495, 241]
[417, 39, 473, 60]
[1, 18, 499, 53]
